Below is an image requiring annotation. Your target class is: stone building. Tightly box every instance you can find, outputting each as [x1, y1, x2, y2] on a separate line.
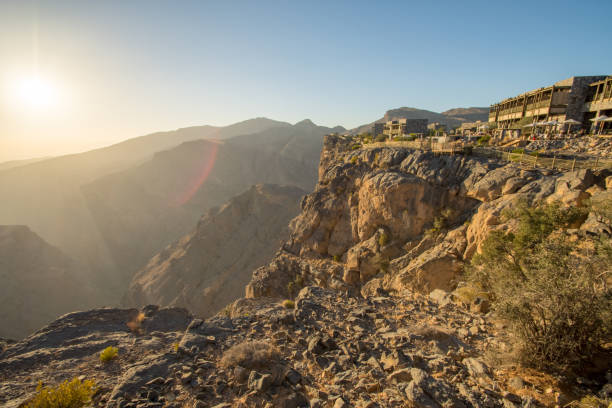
[488, 76, 608, 131]
[584, 76, 612, 133]
[383, 118, 428, 138]
[427, 122, 447, 132]
[372, 123, 384, 138]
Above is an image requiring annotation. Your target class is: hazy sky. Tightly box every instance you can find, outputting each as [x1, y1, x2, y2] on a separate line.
[1, 0, 611, 162]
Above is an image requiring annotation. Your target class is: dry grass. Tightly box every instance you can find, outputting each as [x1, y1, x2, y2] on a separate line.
[25, 378, 96, 408]
[99, 346, 118, 363]
[453, 285, 488, 304]
[127, 311, 145, 334]
[220, 341, 281, 370]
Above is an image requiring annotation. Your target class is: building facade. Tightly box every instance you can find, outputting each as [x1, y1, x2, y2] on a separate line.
[488, 76, 608, 131]
[584, 76, 612, 121]
[383, 119, 428, 138]
[372, 123, 384, 138]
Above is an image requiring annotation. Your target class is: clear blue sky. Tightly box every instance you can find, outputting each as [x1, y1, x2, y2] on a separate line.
[1, 0, 611, 160]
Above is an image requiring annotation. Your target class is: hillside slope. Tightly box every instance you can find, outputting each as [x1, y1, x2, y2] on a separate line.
[124, 184, 305, 317]
[0, 226, 101, 339]
[81, 121, 338, 285]
[0, 118, 309, 294]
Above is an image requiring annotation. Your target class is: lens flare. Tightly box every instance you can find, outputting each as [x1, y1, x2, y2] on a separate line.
[172, 141, 220, 207]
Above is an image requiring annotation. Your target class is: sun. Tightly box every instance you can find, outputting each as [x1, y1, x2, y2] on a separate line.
[13, 75, 59, 111]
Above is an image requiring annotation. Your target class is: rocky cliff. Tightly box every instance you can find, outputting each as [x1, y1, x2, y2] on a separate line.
[1, 136, 610, 407]
[246, 134, 610, 301]
[123, 184, 305, 318]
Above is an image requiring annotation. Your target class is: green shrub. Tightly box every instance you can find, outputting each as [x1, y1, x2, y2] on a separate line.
[426, 209, 453, 237]
[476, 134, 491, 146]
[378, 231, 389, 247]
[511, 148, 525, 154]
[99, 346, 118, 363]
[375, 134, 387, 142]
[350, 156, 358, 164]
[287, 274, 305, 297]
[25, 378, 96, 408]
[351, 144, 361, 150]
[282, 299, 295, 309]
[467, 202, 609, 371]
[333, 254, 340, 262]
[371, 253, 390, 274]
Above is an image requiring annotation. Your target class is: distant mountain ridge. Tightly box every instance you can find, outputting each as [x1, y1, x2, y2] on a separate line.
[80, 120, 341, 285]
[123, 183, 305, 317]
[351, 106, 489, 134]
[0, 225, 101, 339]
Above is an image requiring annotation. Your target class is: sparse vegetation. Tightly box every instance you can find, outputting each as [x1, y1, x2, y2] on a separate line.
[567, 395, 612, 408]
[467, 202, 610, 371]
[126, 311, 145, 335]
[287, 274, 305, 297]
[350, 156, 358, 164]
[476, 134, 491, 146]
[25, 378, 96, 408]
[351, 144, 361, 150]
[282, 299, 295, 309]
[378, 231, 389, 247]
[99, 346, 118, 363]
[425, 208, 454, 237]
[333, 254, 340, 262]
[375, 134, 387, 142]
[172, 342, 180, 353]
[219, 341, 280, 369]
[372, 253, 390, 274]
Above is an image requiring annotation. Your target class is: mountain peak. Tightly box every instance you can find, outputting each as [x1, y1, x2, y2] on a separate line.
[294, 119, 316, 127]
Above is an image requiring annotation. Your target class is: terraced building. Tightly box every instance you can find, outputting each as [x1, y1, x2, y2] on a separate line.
[488, 75, 609, 131]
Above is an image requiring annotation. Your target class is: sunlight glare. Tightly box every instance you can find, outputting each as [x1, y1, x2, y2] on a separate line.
[13, 75, 59, 111]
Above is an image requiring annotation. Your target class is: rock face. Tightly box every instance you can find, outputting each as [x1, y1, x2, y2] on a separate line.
[1, 135, 610, 407]
[124, 184, 305, 318]
[0, 226, 102, 339]
[246, 134, 611, 299]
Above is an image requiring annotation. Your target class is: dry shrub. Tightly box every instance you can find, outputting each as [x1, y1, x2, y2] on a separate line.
[127, 311, 145, 334]
[567, 395, 612, 408]
[25, 378, 96, 408]
[220, 341, 280, 370]
[467, 202, 611, 372]
[99, 346, 118, 363]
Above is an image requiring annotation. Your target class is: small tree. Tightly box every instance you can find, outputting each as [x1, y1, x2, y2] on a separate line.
[467, 202, 610, 371]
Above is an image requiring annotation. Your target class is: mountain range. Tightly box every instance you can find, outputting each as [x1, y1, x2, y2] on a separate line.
[0, 106, 482, 339]
[350, 106, 489, 134]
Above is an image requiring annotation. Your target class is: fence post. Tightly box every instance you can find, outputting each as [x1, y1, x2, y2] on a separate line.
[551, 155, 556, 170]
[595, 157, 599, 170]
[533, 154, 537, 168]
[571, 157, 576, 171]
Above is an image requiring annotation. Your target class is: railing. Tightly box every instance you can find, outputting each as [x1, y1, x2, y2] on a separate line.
[361, 141, 612, 171]
[474, 148, 612, 171]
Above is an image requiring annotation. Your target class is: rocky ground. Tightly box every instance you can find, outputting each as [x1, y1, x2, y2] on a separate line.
[525, 136, 612, 158]
[2, 134, 611, 407]
[2, 286, 597, 408]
